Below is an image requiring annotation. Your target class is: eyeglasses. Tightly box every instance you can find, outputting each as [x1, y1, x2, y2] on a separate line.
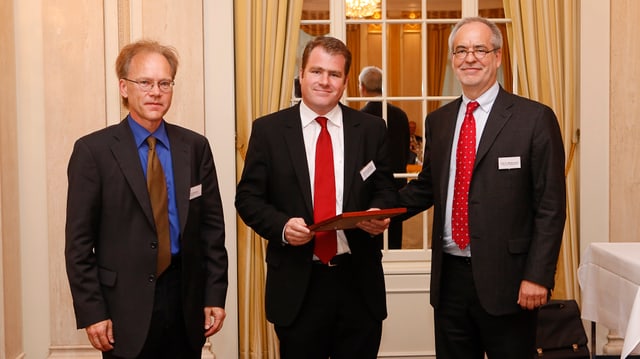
[452, 48, 500, 60]
[122, 78, 175, 92]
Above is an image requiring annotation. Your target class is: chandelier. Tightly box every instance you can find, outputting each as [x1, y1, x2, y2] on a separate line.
[345, 0, 380, 18]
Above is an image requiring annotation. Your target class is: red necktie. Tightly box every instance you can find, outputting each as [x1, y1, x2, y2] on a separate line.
[313, 117, 337, 263]
[452, 101, 479, 250]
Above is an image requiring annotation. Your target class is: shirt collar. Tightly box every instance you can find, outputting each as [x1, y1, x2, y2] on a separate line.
[462, 82, 499, 114]
[128, 115, 170, 149]
[299, 101, 343, 129]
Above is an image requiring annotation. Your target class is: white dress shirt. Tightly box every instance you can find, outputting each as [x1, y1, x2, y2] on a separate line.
[443, 82, 499, 257]
[300, 101, 350, 255]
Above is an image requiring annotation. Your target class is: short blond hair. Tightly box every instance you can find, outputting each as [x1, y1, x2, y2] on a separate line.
[115, 40, 179, 107]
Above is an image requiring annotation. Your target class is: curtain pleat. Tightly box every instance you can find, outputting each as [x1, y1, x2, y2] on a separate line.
[347, 24, 363, 103]
[427, 23, 450, 113]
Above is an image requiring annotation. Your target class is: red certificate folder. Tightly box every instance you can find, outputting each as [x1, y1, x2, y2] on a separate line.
[308, 208, 407, 232]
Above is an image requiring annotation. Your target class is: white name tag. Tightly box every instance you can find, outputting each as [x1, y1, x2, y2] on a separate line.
[498, 156, 521, 170]
[190, 184, 202, 199]
[360, 160, 376, 181]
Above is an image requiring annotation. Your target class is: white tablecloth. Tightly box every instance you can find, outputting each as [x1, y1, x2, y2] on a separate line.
[578, 242, 640, 358]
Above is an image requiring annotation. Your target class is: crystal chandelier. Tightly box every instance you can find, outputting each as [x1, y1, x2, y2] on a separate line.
[345, 0, 380, 18]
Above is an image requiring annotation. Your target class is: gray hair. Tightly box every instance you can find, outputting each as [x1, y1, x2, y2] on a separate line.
[448, 17, 503, 54]
[358, 66, 383, 94]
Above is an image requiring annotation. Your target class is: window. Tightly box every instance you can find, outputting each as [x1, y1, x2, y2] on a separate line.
[298, 0, 513, 260]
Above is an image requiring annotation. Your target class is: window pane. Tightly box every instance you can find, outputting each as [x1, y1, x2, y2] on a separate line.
[479, 0, 505, 18]
[300, 23, 330, 38]
[386, 23, 422, 97]
[426, 23, 453, 97]
[346, 23, 382, 99]
[302, 0, 330, 20]
[390, 100, 421, 136]
[387, 0, 421, 20]
[426, 0, 461, 16]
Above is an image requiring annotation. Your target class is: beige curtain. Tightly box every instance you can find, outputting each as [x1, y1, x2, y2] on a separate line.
[426, 22, 451, 113]
[479, 8, 513, 94]
[234, 1, 303, 358]
[503, 0, 580, 300]
[347, 24, 363, 105]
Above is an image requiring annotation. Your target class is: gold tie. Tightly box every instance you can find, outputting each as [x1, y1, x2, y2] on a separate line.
[146, 136, 171, 275]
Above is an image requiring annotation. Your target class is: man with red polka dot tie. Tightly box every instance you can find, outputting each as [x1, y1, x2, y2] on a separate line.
[451, 100, 479, 250]
[397, 17, 566, 358]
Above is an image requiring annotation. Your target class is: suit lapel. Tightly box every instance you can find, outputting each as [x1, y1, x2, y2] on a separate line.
[166, 124, 191, 234]
[283, 108, 314, 216]
[110, 120, 155, 227]
[435, 99, 462, 221]
[342, 106, 362, 208]
[475, 88, 513, 166]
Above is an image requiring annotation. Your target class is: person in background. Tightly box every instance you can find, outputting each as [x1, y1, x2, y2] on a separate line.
[359, 65, 410, 249]
[235, 36, 396, 359]
[65, 40, 228, 359]
[408, 120, 423, 165]
[397, 17, 566, 358]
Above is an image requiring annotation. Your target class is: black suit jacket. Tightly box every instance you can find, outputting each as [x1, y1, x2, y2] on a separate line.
[235, 103, 397, 326]
[398, 87, 566, 315]
[65, 119, 228, 357]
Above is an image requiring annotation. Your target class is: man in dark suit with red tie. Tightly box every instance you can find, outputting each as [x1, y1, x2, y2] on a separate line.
[397, 17, 566, 358]
[65, 40, 228, 358]
[235, 36, 397, 359]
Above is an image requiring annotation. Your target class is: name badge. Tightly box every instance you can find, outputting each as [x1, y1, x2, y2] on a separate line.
[498, 156, 521, 170]
[190, 184, 202, 199]
[360, 161, 376, 181]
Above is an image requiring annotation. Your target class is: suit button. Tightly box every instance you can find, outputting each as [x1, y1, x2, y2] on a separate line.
[148, 274, 155, 282]
[150, 241, 158, 249]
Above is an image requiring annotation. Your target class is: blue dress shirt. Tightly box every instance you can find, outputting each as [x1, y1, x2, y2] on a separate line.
[128, 116, 180, 255]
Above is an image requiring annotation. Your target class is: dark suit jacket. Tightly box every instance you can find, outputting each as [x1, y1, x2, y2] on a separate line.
[235, 103, 397, 326]
[398, 87, 566, 316]
[65, 119, 228, 357]
[361, 101, 411, 181]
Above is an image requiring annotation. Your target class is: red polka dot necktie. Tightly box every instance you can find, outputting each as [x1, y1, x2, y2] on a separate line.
[313, 117, 337, 263]
[452, 101, 479, 250]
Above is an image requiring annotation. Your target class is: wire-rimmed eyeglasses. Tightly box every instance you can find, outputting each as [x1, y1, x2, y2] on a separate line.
[122, 78, 175, 92]
[452, 47, 500, 60]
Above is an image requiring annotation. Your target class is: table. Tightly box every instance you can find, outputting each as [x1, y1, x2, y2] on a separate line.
[578, 242, 640, 358]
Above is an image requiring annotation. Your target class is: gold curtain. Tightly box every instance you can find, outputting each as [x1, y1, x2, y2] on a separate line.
[479, 8, 513, 94]
[347, 24, 363, 104]
[427, 23, 450, 113]
[503, 0, 580, 300]
[234, 1, 303, 358]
